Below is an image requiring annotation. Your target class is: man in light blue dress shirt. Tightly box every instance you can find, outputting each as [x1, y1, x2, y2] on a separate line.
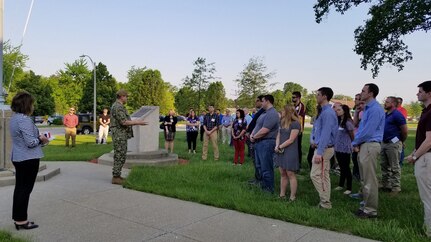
[352, 83, 385, 219]
[310, 87, 338, 209]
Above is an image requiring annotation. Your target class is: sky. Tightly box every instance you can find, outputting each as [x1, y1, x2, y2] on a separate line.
[5, 0, 431, 103]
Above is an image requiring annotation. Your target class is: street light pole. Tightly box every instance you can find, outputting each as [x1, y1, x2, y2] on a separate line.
[80, 54, 97, 138]
[0, 0, 5, 106]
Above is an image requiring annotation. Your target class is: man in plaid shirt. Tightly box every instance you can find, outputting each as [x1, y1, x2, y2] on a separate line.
[202, 105, 220, 160]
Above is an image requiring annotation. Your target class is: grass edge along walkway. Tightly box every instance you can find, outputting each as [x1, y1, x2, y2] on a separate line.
[125, 129, 428, 242]
[0, 230, 28, 242]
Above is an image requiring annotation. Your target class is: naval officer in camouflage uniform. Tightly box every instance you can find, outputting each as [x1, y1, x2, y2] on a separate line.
[110, 89, 148, 185]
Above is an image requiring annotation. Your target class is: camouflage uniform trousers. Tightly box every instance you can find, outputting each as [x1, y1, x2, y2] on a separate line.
[112, 131, 128, 177]
[380, 141, 402, 192]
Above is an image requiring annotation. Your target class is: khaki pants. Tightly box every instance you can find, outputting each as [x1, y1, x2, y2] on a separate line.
[221, 126, 232, 144]
[415, 152, 431, 237]
[358, 142, 380, 215]
[380, 141, 402, 191]
[98, 125, 109, 143]
[310, 147, 334, 209]
[202, 131, 219, 160]
[65, 127, 77, 147]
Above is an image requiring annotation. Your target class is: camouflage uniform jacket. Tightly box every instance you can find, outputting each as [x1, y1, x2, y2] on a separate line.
[110, 100, 133, 140]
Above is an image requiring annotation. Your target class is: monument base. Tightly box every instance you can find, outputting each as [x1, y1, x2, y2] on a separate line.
[0, 163, 61, 187]
[98, 150, 178, 168]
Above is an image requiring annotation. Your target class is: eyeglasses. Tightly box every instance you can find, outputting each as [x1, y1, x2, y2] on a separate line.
[70, 109, 75, 111]
[292, 97, 297, 99]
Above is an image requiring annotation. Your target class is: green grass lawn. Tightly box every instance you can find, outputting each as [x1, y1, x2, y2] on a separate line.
[41, 135, 112, 161]
[124, 128, 429, 242]
[0, 230, 27, 242]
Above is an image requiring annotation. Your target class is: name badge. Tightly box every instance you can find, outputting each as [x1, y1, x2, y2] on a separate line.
[338, 127, 344, 131]
[391, 137, 400, 143]
[211, 118, 215, 122]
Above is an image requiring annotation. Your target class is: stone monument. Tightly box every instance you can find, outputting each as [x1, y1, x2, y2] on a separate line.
[0, 105, 60, 187]
[98, 106, 178, 168]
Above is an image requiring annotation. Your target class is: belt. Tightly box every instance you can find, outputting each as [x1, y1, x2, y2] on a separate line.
[327, 145, 334, 148]
[255, 138, 275, 143]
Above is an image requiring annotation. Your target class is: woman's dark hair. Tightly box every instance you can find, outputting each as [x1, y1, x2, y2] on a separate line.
[11, 91, 35, 116]
[189, 110, 196, 118]
[338, 104, 353, 128]
[237, 109, 245, 119]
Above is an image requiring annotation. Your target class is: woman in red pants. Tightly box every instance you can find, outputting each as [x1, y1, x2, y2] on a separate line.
[232, 109, 247, 165]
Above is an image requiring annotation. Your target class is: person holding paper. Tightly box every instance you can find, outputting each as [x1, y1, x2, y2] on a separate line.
[10, 92, 49, 230]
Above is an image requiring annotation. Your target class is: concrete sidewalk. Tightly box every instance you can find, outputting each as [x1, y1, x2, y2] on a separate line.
[0, 162, 375, 242]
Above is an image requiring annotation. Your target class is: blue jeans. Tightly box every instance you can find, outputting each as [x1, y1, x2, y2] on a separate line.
[255, 139, 276, 193]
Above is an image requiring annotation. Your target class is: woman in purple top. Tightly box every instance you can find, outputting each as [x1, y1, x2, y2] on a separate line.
[186, 110, 200, 153]
[231, 109, 247, 165]
[334, 105, 355, 195]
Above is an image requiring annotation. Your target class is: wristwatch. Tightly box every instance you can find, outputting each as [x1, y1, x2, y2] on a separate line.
[412, 155, 417, 161]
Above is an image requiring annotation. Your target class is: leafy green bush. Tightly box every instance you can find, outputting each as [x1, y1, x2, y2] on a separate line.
[52, 118, 63, 125]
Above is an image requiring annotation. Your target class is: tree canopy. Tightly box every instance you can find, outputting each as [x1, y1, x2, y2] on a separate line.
[126, 66, 174, 114]
[314, 0, 431, 78]
[3, 40, 29, 92]
[79, 62, 118, 114]
[206, 81, 227, 111]
[235, 57, 275, 108]
[13, 71, 55, 116]
[183, 57, 216, 112]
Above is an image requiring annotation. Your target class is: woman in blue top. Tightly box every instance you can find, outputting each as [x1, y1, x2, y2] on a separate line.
[186, 110, 200, 153]
[334, 104, 355, 195]
[10, 92, 49, 230]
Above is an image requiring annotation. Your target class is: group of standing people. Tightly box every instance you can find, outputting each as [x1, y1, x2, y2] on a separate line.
[9, 80, 431, 237]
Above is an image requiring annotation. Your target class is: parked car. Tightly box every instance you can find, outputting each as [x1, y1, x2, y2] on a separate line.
[47, 115, 63, 125]
[76, 113, 99, 134]
[159, 115, 186, 122]
[32, 116, 44, 124]
[177, 115, 186, 122]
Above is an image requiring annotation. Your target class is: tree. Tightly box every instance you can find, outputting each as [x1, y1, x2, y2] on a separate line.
[305, 92, 318, 118]
[175, 86, 198, 115]
[13, 70, 55, 116]
[79, 62, 117, 114]
[333, 94, 353, 101]
[56, 59, 91, 112]
[282, 82, 308, 105]
[205, 81, 227, 111]
[183, 57, 216, 112]
[3, 40, 29, 91]
[406, 101, 423, 119]
[271, 89, 288, 111]
[159, 82, 176, 115]
[235, 57, 275, 108]
[314, 0, 431, 78]
[126, 67, 167, 112]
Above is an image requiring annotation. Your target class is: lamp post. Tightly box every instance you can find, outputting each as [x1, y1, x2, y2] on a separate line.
[0, 0, 5, 106]
[80, 54, 97, 137]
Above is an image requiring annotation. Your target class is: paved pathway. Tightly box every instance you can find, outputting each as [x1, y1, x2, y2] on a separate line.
[0, 162, 376, 242]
